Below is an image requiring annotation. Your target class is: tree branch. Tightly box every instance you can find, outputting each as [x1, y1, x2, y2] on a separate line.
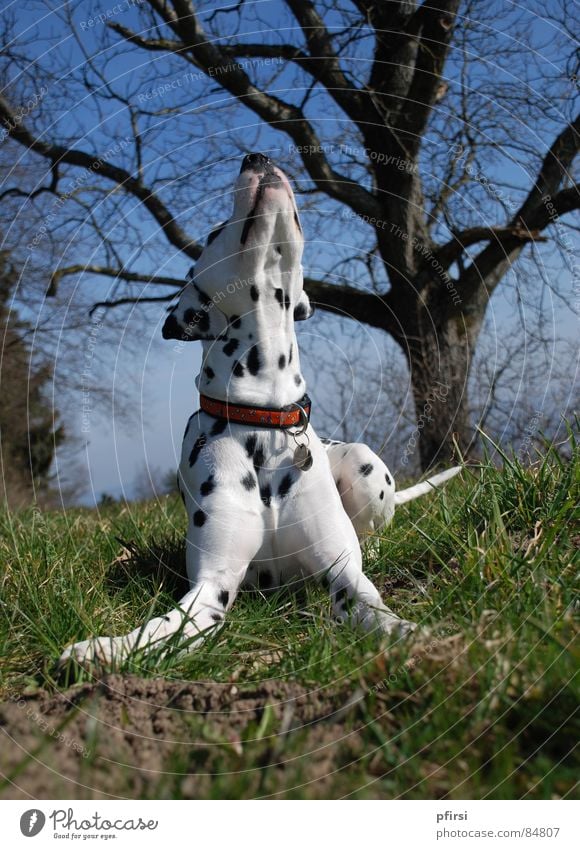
[282, 0, 367, 124]
[106, 23, 184, 54]
[48, 264, 186, 297]
[392, 0, 461, 159]
[128, 0, 382, 219]
[89, 294, 176, 316]
[430, 116, 579, 288]
[455, 116, 580, 302]
[515, 114, 580, 222]
[0, 94, 202, 259]
[433, 225, 549, 272]
[304, 276, 400, 338]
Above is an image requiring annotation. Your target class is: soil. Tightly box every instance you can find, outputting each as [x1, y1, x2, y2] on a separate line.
[0, 675, 367, 799]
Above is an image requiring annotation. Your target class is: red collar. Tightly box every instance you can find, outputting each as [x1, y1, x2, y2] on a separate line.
[200, 393, 311, 429]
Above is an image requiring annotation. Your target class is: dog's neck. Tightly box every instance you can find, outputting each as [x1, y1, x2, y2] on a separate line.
[196, 272, 306, 409]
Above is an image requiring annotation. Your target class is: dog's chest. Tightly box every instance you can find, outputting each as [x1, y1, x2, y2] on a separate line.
[179, 413, 336, 584]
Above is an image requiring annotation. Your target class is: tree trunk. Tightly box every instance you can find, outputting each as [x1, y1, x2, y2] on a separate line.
[401, 293, 484, 471]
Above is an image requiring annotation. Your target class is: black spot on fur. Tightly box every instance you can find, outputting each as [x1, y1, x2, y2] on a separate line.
[193, 283, 212, 307]
[223, 338, 239, 357]
[184, 414, 195, 439]
[211, 418, 228, 436]
[200, 476, 215, 497]
[278, 473, 294, 498]
[233, 360, 245, 377]
[230, 314, 242, 329]
[198, 311, 210, 333]
[250, 284, 259, 301]
[189, 434, 206, 466]
[379, 490, 385, 500]
[245, 434, 257, 457]
[334, 587, 354, 612]
[294, 374, 302, 386]
[284, 293, 291, 310]
[210, 612, 223, 622]
[184, 307, 210, 334]
[260, 484, 272, 507]
[162, 313, 185, 340]
[258, 570, 272, 590]
[204, 366, 215, 380]
[253, 445, 265, 474]
[193, 510, 206, 527]
[274, 288, 284, 307]
[278, 354, 286, 369]
[218, 589, 229, 607]
[241, 471, 257, 491]
[385, 472, 392, 486]
[293, 302, 308, 321]
[288, 344, 293, 364]
[247, 344, 261, 376]
[360, 463, 373, 477]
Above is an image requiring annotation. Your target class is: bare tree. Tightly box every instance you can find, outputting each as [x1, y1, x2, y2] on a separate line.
[0, 0, 578, 469]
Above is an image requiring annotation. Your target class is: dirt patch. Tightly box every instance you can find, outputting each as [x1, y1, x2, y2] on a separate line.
[0, 675, 366, 799]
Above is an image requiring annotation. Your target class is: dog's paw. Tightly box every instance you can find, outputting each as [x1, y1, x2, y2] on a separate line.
[377, 611, 417, 640]
[59, 636, 125, 668]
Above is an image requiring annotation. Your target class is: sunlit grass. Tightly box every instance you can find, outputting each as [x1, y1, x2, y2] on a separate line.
[0, 424, 578, 798]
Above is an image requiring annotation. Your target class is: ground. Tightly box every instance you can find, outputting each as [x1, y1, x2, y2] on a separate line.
[0, 430, 578, 799]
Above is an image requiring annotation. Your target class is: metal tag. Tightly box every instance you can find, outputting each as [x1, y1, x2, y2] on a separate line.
[294, 443, 313, 471]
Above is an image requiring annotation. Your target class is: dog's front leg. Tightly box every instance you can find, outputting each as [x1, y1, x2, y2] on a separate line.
[326, 566, 416, 639]
[59, 568, 246, 667]
[61, 458, 265, 667]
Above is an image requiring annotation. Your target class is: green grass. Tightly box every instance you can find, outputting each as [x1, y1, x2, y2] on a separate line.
[0, 427, 578, 799]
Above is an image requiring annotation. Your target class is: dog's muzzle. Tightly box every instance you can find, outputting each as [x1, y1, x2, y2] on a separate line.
[240, 152, 274, 174]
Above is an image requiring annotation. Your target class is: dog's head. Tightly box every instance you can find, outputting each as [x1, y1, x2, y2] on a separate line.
[163, 153, 314, 341]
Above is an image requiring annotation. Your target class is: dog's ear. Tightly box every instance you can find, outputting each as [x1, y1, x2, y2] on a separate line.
[293, 290, 315, 321]
[162, 267, 229, 341]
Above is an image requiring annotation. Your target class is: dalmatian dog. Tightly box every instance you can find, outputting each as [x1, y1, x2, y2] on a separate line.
[61, 153, 460, 666]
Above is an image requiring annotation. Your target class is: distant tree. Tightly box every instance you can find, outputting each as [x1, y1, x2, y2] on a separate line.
[0, 248, 65, 507]
[132, 464, 178, 501]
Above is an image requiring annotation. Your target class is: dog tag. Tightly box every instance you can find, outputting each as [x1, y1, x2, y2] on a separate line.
[294, 443, 313, 471]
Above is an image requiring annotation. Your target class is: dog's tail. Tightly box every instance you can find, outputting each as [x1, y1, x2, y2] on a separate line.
[394, 466, 462, 505]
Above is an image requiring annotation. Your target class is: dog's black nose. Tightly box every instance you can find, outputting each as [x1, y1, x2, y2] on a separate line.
[240, 152, 273, 173]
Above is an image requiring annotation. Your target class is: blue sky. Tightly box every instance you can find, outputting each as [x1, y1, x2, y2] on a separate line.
[4, 1, 578, 502]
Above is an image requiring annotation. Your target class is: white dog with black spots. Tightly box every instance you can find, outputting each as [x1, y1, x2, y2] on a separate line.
[61, 153, 460, 666]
